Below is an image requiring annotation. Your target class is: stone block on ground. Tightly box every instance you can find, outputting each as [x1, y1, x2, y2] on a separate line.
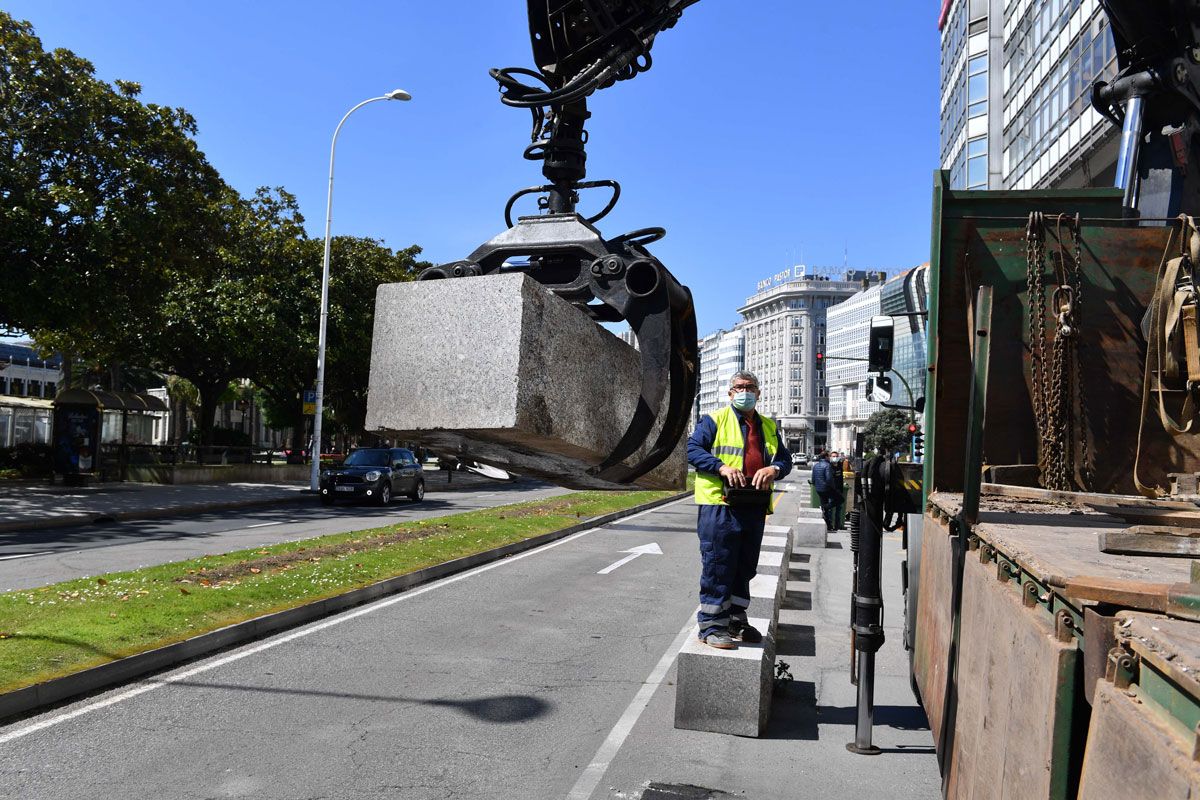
[674, 617, 775, 737]
[365, 273, 684, 490]
[793, 518, 827, 548]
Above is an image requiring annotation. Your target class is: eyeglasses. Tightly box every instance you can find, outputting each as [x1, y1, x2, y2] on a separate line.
[730, 384, 758, 392]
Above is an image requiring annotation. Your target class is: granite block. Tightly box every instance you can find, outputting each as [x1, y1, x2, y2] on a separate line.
[674, 617, 775, 737]
[365, 273, 685, 490]
[793, 519, 827, 548]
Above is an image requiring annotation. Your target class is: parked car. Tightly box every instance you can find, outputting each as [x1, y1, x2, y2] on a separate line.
[318, 447, 424, 506]
[792, 453, 809, 467]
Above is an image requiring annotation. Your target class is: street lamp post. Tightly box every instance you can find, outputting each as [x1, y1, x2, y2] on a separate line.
[310, 89, 411, 492]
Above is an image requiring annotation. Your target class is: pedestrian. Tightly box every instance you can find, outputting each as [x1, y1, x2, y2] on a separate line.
[812, 449, 843, 532]
[829, 451, 847, 530]
[687, 371, 792, 649]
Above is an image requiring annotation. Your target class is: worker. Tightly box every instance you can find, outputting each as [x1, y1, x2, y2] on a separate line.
[687, 371, 792, 649]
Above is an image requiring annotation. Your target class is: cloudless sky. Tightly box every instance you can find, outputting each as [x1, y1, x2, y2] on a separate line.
[5, 0, 941, 338]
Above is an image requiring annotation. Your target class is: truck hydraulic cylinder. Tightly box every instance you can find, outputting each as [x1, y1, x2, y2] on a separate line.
[847, 456, 887, 756]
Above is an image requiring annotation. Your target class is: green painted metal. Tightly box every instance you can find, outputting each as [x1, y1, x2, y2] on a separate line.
[1135, 661, 1200, 740]
[921, 170, 1176, 496]
[1167, 585, 1200, 622]
[961, 286, 992, 527]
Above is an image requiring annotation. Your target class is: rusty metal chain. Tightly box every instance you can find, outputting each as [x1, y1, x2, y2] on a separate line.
[1026, 213, 1090, 492]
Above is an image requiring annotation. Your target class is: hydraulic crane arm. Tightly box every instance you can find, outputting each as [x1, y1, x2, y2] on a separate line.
[1094, 0, 1200, 215]
[418, 1, 702, 484]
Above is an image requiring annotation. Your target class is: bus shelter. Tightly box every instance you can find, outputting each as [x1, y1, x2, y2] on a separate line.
[53, 388, 169, 478]
[0, 395, 53, 449]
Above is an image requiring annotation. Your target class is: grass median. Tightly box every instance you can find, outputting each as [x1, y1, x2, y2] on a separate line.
[0, 489, 677, 694]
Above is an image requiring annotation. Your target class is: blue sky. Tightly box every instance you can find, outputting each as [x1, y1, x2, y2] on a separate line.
[5, 1, 941, 338]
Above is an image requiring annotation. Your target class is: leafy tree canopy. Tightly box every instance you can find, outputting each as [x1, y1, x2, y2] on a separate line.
[0, 11, 223, 339]
[862, 408, 912, 456]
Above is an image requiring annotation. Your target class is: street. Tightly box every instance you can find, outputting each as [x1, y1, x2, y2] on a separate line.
[0, 480, 569, 592]
[0, 475, 939, 799]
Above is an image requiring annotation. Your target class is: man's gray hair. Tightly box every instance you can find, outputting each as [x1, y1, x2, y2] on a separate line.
[728, 370, 759, 389]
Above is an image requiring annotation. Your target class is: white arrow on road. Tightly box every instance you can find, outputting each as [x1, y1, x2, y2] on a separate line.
[597, 542, 663, 575]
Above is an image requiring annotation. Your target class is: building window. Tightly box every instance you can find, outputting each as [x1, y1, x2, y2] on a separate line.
[790, 385, 801, 398]
[791, 349, 800, 363]
[28, 380, 41, 398]
[790, 403, 801, 414]
[967, 54, 987, 119]
[967, 135, 987, 189]
[791, 317, 801, 328]
[10, 379, 23, 396]
[45, 382, 56, 397]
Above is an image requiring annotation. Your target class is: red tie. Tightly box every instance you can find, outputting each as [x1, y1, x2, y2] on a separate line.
[743, 417, 765, 479]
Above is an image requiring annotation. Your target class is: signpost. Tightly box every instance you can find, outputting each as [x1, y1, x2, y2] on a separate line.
[302, 389, 317, 416]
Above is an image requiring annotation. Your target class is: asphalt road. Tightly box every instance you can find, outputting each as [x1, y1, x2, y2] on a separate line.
[0, 474, 941, 799]
[0, 480, 569, 592]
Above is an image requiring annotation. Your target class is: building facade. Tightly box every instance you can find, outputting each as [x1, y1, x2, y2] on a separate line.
[693, 328, 745, 427]
[0, 343, 63, 400]
[737, 269, 880, 455]
[939, 0, 1119, 191]
[827, 266, 930, 454]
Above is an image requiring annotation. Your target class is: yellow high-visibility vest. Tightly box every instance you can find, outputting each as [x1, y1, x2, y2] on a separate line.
[694, 405, 779, 514]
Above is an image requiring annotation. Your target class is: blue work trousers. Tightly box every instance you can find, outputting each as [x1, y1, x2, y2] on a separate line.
[696, 504, 767, 638]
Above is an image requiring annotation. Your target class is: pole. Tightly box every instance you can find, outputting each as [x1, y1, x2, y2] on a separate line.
[847, 455, 886, 755]
[310, 94, 405, 492]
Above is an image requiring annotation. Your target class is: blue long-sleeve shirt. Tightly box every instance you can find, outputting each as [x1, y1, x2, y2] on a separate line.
[687, 408, 793, 480]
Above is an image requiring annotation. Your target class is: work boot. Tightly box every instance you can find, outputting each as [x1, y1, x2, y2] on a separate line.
[700, 629, 736, 650]
[729, 618, 763, 643]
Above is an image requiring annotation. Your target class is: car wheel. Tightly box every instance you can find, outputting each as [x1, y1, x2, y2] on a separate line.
[320, 494, 334, 506]
[377, 482, 392, 506]
[409, 480, 424, 503]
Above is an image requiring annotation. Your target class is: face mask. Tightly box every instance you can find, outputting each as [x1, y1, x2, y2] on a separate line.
[731, 391, 757, 411]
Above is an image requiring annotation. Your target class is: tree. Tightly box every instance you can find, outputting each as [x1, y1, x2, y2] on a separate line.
[142, 187, 310, 445]
[250, 234, 428, 448]
[862, 408, 912, 456]
[0, 12, 223, 339]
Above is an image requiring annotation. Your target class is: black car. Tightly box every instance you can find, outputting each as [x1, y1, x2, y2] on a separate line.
[319, 448, 424, 506]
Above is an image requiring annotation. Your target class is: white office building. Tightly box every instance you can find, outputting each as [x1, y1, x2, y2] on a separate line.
[939, 0, 1119, 191]
[827, 265, 930, 455]
[694, 328, 745, 425]
[737, 268, 882, 454]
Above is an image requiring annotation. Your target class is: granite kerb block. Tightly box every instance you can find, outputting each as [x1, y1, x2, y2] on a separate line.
[365, 273, 685, 490]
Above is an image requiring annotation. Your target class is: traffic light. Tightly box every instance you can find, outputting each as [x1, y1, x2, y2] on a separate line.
[906, 423, 918, 434]
[815, 352, 824, 369]
[912, 424, 925, 461]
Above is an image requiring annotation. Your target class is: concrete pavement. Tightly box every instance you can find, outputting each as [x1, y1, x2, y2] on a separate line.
[0, 474, 939, 799]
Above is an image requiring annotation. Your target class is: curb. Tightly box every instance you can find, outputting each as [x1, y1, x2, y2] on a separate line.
[0, 491, 689, 723]
[0, 478, 542, 535]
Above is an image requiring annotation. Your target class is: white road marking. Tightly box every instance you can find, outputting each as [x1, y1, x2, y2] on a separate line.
[566, 610, 696, 800]
[244, 522, 284, 529]
[596, 542, 663, 575]
[0, 497, 688, 745]
[0, 552, 50, 561]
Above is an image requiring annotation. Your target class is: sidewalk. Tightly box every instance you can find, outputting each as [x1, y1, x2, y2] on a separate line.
[596, 474, 941, 799]
[0, 469, 522, 534]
